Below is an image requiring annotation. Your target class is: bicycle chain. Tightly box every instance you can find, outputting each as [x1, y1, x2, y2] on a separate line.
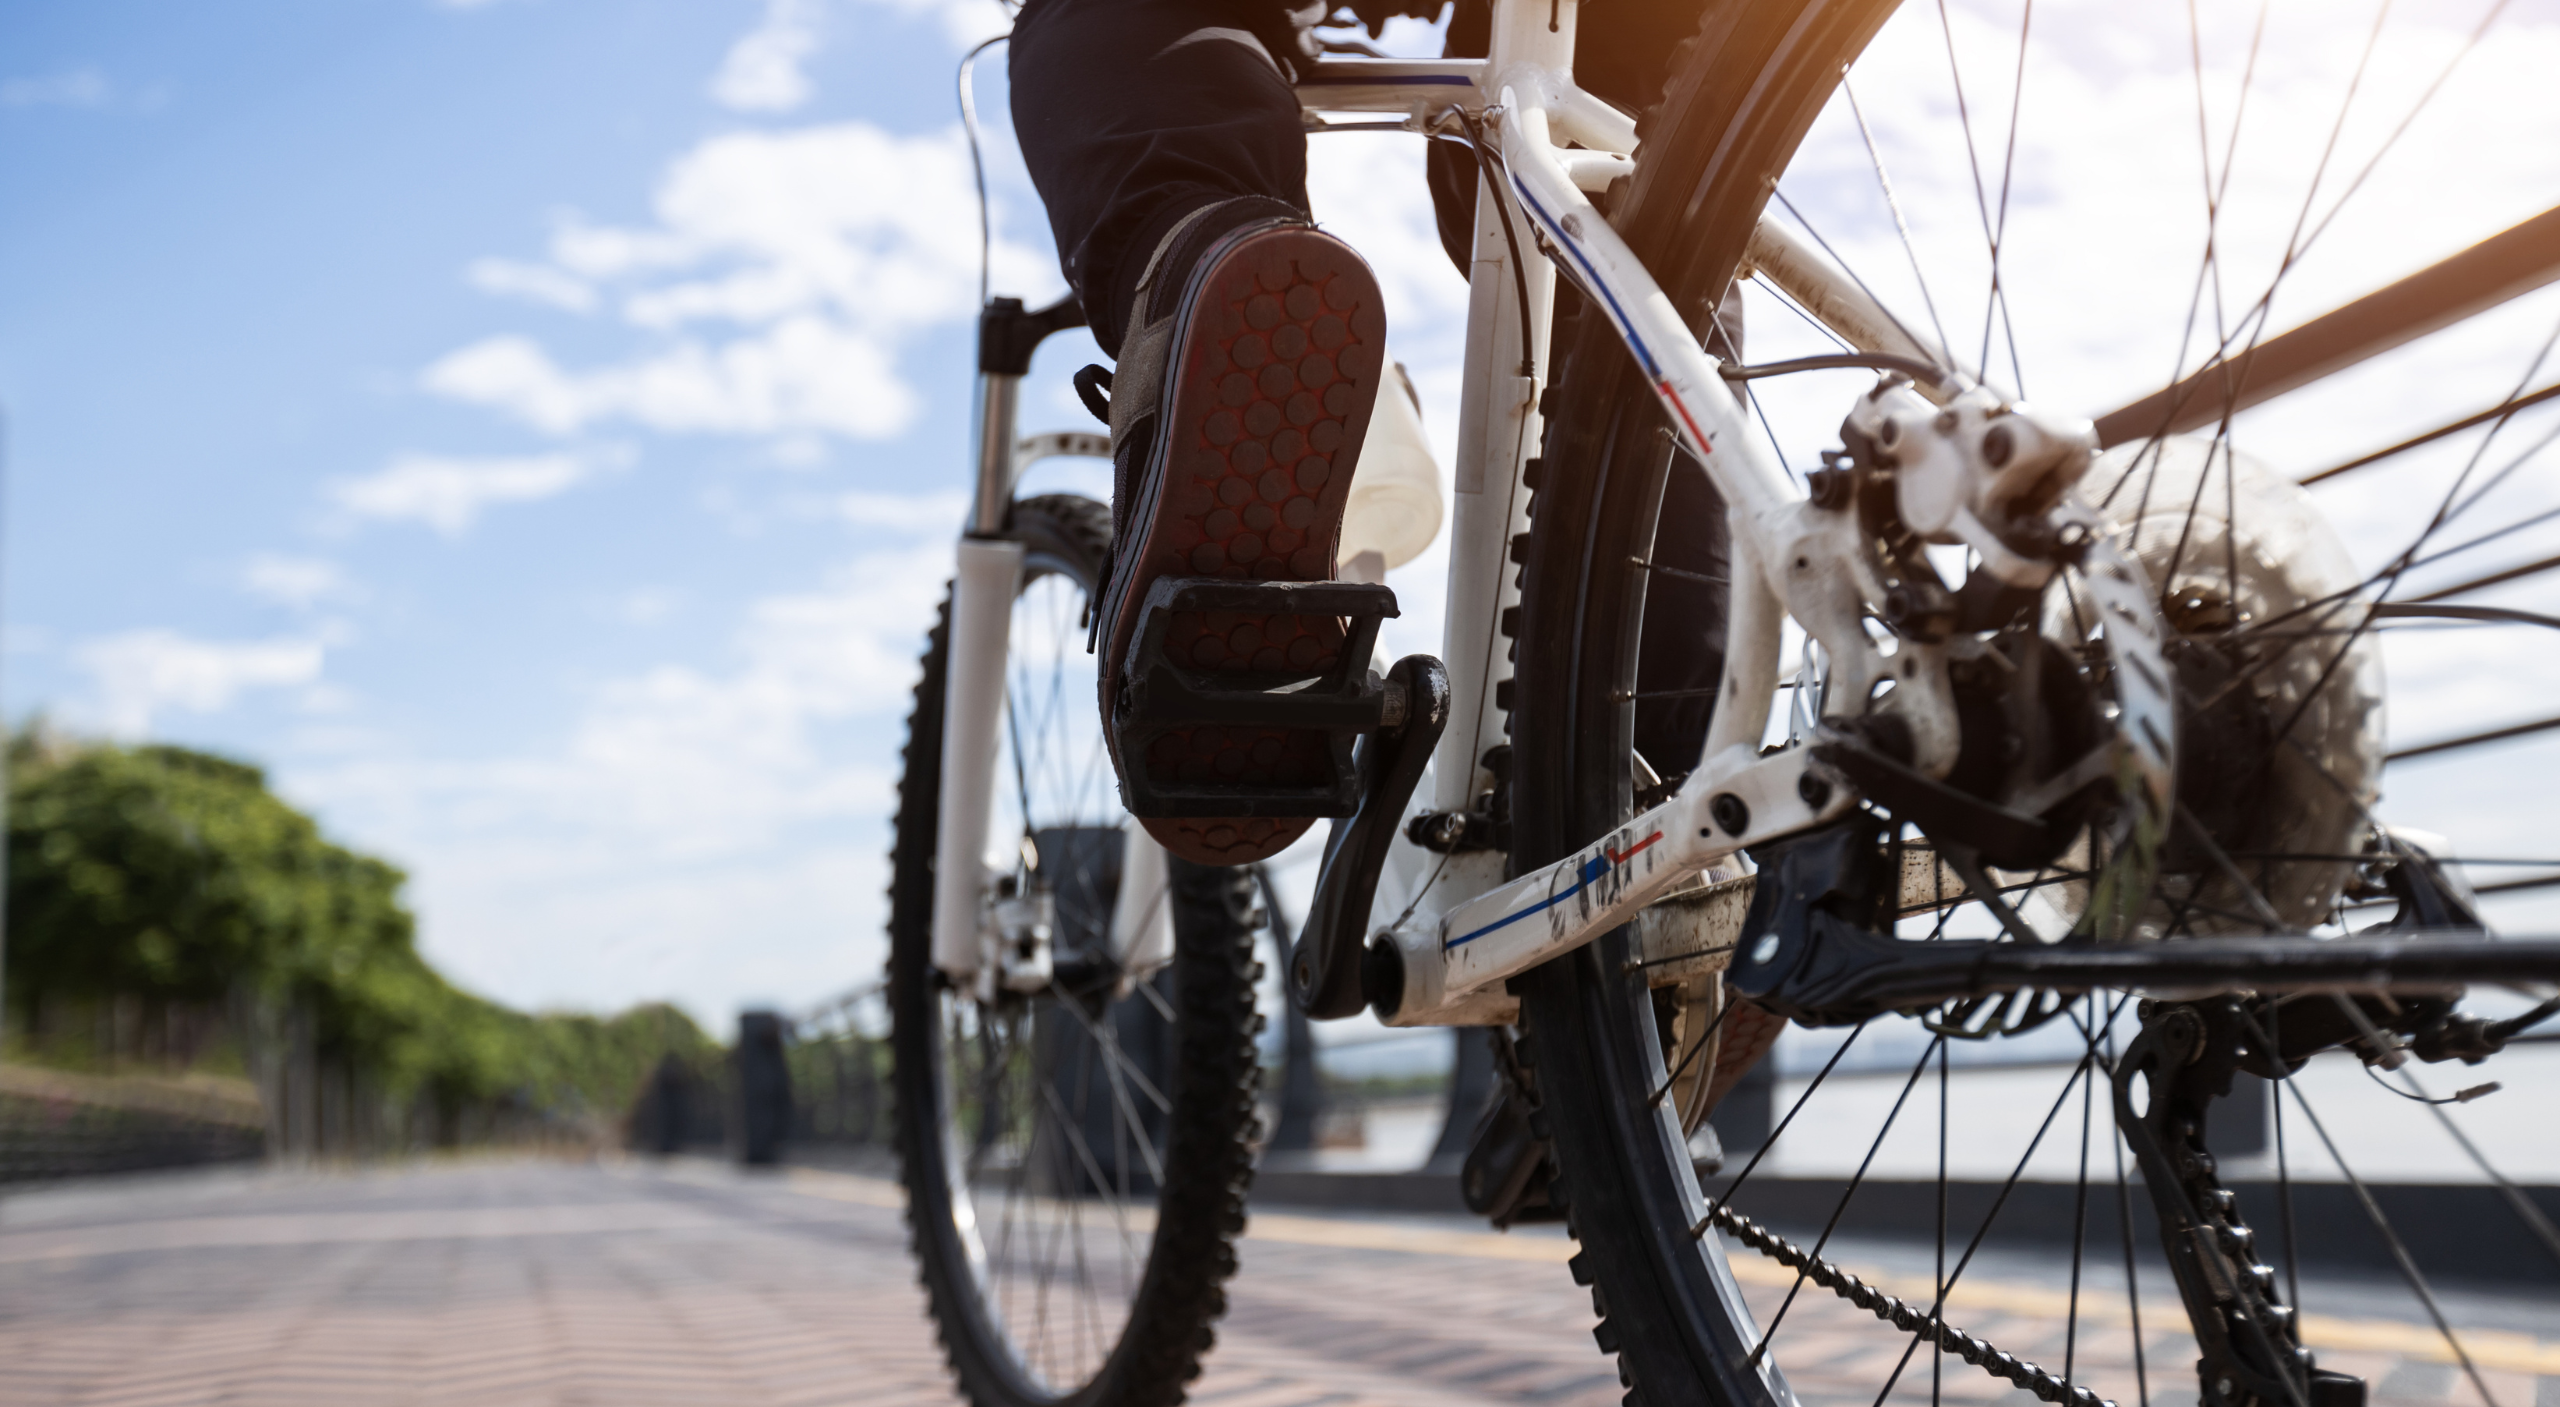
[1705, 1204, 2114, 1407]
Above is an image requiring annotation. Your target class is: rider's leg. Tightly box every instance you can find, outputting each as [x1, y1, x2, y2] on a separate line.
[1013, 0, 1390, 868]
[1012, 0, 1320, 358]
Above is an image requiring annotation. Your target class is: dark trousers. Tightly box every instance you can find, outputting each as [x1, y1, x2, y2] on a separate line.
[1010, 0, 1730, 779]
[1011, 0, 1312, 356]
[1010, 0, 1714, 349]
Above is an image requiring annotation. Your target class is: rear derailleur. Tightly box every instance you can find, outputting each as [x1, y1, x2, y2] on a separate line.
[2116, 996, 2362, 1407]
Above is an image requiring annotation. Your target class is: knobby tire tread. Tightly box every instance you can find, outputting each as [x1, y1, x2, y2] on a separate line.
[1507, 4, 1900, 1404]
[887, 493, 1263, 1407]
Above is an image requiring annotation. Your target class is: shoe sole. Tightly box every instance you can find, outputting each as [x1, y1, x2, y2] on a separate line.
[1104, 225, 1388, 867]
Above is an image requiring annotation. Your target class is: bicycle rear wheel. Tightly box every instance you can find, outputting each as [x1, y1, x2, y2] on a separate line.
[1515, 3, 2560, 1404]
[888, 493, 1263, 1407]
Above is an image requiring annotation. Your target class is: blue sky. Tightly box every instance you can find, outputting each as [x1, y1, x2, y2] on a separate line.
[0, 0, 1095, 1022]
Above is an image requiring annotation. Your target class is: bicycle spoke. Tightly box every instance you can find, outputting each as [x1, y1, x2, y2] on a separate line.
[1692, 1019, 1873, 1233]
[1867, 1038, 2114, 1407]
[1037, 1075, 1147, 1268]
[1771, 188, 1949, 374]
[1978, 0, 2033, 391]
[1061, 993, 1175, 1118]
[2301, 380, 2560, 487]
[2190, 165, 2559, 640]
[1133, 970, 1177, 1024]
[2283, 1081, 2502, 1407]
[1930, 1038, 1947, 1407]
[1843, 73, 1957, 368]
[2405, 548, 2560, 602]
[1626, 557, 1730, 589]
[2272, 1004, 2302, 1311]
[1067, 1172, 1104, 1378]
[2387, 710, 2560, 764]
[2472, 872, 2560, 897]
[1060, 1006, 1172, 1189]
[2064, 990, 2096, 1388]
[2394, 1066, 2560, 1271]
[2098, 3, 2515, 449]
[1747, 1033, 1947, 1367]
[1651, 989, 1743, 1109]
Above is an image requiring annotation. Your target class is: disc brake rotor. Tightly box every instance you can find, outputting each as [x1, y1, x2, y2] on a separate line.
[2083, 438, 2385, 934]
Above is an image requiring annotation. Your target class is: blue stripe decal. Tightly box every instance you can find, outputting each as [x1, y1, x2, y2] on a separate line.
[1509, 177, 1663, 381]
[1445, 854, 1611, 950]
[1299, 74, 1477, 86]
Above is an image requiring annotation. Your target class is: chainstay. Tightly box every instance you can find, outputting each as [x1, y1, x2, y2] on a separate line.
[1705, 1204, 2115, 1407]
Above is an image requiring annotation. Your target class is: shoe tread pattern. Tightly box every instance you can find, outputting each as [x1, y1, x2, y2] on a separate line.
[1116, 227, 1387, 865]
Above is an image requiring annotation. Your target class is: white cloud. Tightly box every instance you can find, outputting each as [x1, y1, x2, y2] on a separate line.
[242, 554, 359, 610]
[610, 587, 681, 625]
[327, 449, 617, 534]
[424, 319, 914, 438]
[78, 630, 328, 736]
[2, 68, 111, 108]
[710, 0, 824, 113]
[287, 535, 953, 1019]
[465, 257, 596, 312]
[426, 120, 1045, 442]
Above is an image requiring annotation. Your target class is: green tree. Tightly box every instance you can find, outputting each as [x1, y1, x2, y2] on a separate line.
[6, 730, 721, 1138]
[8, 737, 323, 1007]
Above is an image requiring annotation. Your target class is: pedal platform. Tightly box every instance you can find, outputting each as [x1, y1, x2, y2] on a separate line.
[1111, 575, 1403, 819]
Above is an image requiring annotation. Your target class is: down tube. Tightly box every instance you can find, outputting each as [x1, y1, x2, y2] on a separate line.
[1497, 92, 1795, 519]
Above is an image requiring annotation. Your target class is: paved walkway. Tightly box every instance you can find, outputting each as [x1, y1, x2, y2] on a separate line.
[0, 1159, 2551, 1407]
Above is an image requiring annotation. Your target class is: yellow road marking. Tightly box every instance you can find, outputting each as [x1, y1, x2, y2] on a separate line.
[1246, 1209, 1577, 1265]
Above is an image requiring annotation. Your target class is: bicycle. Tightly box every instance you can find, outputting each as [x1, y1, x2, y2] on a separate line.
[887, 4, 2560, 1406]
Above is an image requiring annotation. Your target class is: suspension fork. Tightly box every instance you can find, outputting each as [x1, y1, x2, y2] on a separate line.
[932, 296, 1086, 986]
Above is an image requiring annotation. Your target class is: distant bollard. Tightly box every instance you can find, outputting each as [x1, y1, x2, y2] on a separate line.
[735, 1011, 792, 1167]
[641, 1054, 690, 1155]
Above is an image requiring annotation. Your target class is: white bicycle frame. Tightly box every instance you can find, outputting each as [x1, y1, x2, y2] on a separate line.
[930, 0, 2102, 1023]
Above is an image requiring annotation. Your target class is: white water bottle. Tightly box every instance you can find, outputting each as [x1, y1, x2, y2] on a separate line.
[1338, 361, 1445, 582]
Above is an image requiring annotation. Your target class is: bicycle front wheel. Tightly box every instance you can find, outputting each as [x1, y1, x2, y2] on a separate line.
[1515, 3, 2560, 1405]
[887, 493, 1263, 1407]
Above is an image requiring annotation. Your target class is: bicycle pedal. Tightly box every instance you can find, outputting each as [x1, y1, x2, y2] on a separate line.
[1112, 575, 1402, 819]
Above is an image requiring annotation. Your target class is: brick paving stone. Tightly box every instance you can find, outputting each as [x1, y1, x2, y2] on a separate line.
[1, 1159, 2551, 1407]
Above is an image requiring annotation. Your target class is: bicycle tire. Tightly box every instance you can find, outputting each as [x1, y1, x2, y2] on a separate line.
[1510, 8, 1897, 1401]
[1514, 2, 2560, 1404]
[888, 492, 1264, 1407]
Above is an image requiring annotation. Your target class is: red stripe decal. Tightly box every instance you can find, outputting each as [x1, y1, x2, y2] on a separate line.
[1657, 381, 1713, 456]
[1605, 831, 1664, 867]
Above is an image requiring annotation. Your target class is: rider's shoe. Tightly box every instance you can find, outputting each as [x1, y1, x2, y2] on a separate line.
[1086, 200, 1389, 867]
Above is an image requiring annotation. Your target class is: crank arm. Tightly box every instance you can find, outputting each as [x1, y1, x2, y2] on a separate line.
[1290, 654, 1453, 1019]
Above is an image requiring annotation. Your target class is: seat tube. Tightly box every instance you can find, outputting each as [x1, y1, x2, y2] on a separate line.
[1433, 0, 1580, 839]
[933, 367, 1027, 982]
